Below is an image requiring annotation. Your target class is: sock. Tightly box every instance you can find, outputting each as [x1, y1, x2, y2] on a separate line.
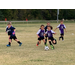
[62, 37, 64, 40]
[37, 42, 39, 45]
[45, 39, 47, 44]
[17, 41, 21, 44]
[44, 42, 47, 46]
[9, 42, 11, 46]
[59, 36, 62, 38]
[49, 41, 52, 45]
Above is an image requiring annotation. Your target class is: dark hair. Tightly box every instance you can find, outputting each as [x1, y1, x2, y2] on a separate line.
[40, 25, 44, 29]
[47, 26, 53, 29]
[60, 20, 63, 22]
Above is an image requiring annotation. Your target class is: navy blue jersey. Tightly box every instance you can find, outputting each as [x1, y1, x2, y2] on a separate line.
[6, 26, 15, 36]
[44, 25, 47, 32]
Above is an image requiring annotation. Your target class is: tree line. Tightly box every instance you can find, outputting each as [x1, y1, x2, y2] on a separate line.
[0, 9, 75, 21]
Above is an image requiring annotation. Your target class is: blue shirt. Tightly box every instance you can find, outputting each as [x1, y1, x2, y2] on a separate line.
[44, 26, 47, 32]
[6, 26, 15, 36]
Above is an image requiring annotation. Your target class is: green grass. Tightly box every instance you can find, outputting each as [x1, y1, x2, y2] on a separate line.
[0, 23, 75, 65]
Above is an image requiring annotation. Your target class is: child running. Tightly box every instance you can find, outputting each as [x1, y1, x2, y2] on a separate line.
[6, 23, 22, 47]
[6, 21, 13, 41]
[54, 20, 67, 41]
[36, 25, 49, 49]
[45, 26, 57, 49]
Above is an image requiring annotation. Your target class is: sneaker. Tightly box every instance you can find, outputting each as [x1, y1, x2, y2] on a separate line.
[36, 44, 38, 46]
[51, 45, 54, 50]
[19, 43, 22, 46]
[6, 44, 11, 47]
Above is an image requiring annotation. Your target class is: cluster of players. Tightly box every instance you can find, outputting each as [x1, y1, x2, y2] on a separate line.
[6, 20, 66, 50]
[36, 20, 67, 50]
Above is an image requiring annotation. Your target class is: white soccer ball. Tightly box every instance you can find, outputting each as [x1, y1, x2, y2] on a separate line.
[45, 46, 49, 51]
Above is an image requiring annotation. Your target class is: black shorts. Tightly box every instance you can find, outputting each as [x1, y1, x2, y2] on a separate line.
[9, 35, 17, 40]
[38, 37, 44, 41]
[60, 33, 64, 36]
[48, 37, 55, 41]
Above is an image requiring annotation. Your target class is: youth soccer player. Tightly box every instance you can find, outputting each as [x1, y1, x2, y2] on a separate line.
[54, 20, 67, 41]
[6, 21, 12, 40]
[6, 23, 22, 47]
[45, 26, 57, 49]
[36, 25, 49, 49]
[44, 22, 50, 44]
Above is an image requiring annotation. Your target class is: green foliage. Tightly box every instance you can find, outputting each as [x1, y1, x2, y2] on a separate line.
[0, 9, 75, 20]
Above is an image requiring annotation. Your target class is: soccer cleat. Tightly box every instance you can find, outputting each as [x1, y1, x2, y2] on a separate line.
[19, 43, 22, 46]
[6, 44, 11, 47]
[36, 44, 38, 46]
[51, 45, 54, 50]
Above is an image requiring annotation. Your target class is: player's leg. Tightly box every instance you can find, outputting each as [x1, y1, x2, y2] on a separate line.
[48, 37, 54, 49]
[37, 40, 41, 46]
[43, 39, 47, 46]
[45, 35, 47, 44]
[59, 34, 62, 40]
[13, 36, 22, 46]
[43, 39, 49, 50]
[61, 34, 64, 41]
[36, 37, 41, 46]
[52, 38, 57, 44]
[7, 36, 12, 47]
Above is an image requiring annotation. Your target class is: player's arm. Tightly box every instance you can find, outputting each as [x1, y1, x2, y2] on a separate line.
[12, 27, 16, 35]
[45, 31, 48, 36]
[64, 28, 67, 32]
[6, 27, 8, 33]
[64, 25, 67, 32]
[14, 29, 16, 32]
[54, 24, 60, 31]
[51, 30, 56, 35]
[36, 29, 40, 38]
[54, 28, 58, 31]
[53, 31, 56, 35]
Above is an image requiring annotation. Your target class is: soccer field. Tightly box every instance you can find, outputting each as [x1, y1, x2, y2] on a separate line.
[0, 23, 75, 65]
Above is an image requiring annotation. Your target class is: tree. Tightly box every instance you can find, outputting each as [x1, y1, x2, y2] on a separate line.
[0, 10, 4, 20]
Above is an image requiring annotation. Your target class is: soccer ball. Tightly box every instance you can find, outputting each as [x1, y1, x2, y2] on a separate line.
[45, 46, 49, 51]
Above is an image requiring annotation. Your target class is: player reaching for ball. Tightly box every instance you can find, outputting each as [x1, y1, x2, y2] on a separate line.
[45, 26, 57, 49]
[36, 25, 49, 50]
[6, 23, 22, 47]
[54, 20, 67, 41]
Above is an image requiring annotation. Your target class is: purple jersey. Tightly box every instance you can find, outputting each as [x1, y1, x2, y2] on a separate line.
[45, 30, 55, 37]
[57, 24, 66, 34]
[37, 29, 45, 37]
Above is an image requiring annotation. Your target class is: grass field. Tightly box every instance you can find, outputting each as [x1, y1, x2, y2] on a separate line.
[0, 22, 75, 65]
